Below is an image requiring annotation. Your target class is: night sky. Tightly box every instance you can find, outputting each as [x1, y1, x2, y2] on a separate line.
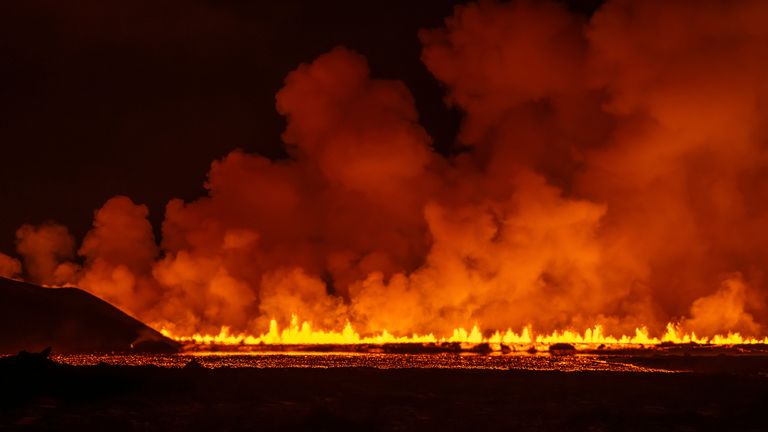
[0, 0, 601, 255]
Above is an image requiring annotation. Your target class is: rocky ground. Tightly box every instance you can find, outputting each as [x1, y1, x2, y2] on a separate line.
[1, 350, 768, 431]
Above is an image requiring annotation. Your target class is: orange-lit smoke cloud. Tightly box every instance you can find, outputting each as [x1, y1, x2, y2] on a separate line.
[77, 196, 160, 313]
[7, 0, 768, 338]
[0, 253, 21, 279]
[15, 223, 77, 285]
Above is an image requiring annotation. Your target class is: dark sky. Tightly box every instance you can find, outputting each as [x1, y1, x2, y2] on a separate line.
[0, 0, 601, 254]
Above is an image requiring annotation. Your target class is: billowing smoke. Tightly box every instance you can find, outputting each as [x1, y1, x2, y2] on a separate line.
[77, 196, 159, 314]
[0, 253, 21, 279]
[6, 0, 768, 337]
[15, 223, 77, 285]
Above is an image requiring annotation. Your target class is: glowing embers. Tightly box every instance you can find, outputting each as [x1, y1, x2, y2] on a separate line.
[159, 315, 768, 349]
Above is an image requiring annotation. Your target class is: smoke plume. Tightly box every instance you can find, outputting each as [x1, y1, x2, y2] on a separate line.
[0, 253, 21, 279]
[6, 0, 768, 337]
[15, 223, 77, 285]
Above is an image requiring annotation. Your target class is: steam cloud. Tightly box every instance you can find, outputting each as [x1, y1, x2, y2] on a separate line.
[5, 0, 768, 337]
[0, 253, 21, 279]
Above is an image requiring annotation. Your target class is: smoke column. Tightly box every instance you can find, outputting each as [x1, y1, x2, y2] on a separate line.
[6, 0, 768, 338]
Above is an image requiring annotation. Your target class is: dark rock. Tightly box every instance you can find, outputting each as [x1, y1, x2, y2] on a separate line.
[382, 343, 461, 354]
[549, 343, 576, 353]
[132, 338, 181, 354]
[470, 343, 493, 354]
[183, 359, 205, 370]
[440, 342, 463, 353]
[0, 347, 56, 369]
[0, 277, 180, 354]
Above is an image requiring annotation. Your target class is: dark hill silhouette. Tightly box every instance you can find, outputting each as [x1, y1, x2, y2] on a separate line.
[0, 277, 179, 354]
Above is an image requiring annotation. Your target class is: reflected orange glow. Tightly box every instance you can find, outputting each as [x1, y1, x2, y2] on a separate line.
[159, 315, 768, 349]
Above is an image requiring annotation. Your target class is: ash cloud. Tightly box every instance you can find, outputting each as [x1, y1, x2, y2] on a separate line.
[0, 253, 21, 279]
[15, 223, 77, 285]
[6, 0, 768, 337]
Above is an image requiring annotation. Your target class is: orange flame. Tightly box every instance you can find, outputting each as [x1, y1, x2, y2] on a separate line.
[159, 315, 768, 348]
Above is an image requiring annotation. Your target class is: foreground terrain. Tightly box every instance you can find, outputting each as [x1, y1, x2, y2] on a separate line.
[1, 350, 768, 431]
[0, 277, 178, 354]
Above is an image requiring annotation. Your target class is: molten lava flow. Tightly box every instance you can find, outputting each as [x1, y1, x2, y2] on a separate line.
[159, 315, 768, 349]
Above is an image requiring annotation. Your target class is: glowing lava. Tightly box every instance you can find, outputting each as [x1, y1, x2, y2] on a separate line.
[160, 315, 768, 349]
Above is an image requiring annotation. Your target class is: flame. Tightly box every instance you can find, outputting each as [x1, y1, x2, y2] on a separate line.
[159, 315, 768, 348]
